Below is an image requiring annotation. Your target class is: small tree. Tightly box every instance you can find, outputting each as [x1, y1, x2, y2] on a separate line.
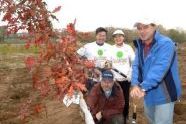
[0, 0, 93, 121]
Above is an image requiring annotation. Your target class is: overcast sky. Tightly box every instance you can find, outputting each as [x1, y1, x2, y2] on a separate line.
[1, 0, 186, 31]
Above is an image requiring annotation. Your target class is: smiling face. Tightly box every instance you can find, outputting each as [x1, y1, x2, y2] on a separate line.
[114, 34, 124, 46]
[136, 24, 156, 43]
[96, 31, 107, 45]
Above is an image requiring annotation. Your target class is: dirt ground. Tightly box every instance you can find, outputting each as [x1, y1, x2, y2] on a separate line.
[0, 43, 186, 124]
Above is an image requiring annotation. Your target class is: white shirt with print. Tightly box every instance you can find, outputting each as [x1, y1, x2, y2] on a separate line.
[77, 41, 112, 68]
[111, 43, 135, 81]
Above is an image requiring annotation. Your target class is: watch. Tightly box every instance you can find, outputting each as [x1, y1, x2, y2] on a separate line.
[141, 88, 146, 92]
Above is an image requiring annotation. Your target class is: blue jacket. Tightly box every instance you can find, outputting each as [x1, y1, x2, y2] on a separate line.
[131, 31, 182, 105]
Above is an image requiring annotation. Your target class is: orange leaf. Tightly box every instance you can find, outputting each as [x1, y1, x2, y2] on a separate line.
[76, 83, 87, 92]
[55, 77, 68, 84]
[34, 104, 42, 113]
[66, 21, 76, 36]
[84, 60, 95, 68]
[68, 85, 74, 96]
[2, 12, 12, 21]
[25, 40, 31, 49]
[25, 56, 35, 70]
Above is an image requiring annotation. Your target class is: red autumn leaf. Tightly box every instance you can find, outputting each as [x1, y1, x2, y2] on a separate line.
[55, 77, 68, 86]
[68, 85, 74, 97]
[25, 56, 35, 70]
[35, 0, 42, 4]
[38, 80, 50, 97]
[34, 104, 42, 113]
[34, 37, 43, 46]
[25, 40, 31, 49]
[67, 21, 76, 36]
[52, 6, 62, 13]
[76, 83, 87, 92]
[84, 60, 95, 68]
[2, 12, 12, 21]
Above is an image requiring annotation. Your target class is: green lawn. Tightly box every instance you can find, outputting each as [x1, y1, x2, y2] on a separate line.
[0, 44, 39, 55]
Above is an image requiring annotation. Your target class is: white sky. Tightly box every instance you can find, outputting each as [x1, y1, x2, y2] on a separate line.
[1, 0, 186, 31]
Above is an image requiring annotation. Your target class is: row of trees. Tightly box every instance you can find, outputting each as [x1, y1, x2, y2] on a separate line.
[0, 24, 186, 43]
[78, 25, 186, 44]
[0, 26, 7, 42]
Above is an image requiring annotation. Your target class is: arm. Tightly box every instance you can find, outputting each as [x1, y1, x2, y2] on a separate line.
[129, 46, 135, 63]
[140, 42, 175, 91]
[87, 85, 99, 120]
[128, 46, 135, 81]
[131, 49, 140, 86]
[77, 44, 87, 58]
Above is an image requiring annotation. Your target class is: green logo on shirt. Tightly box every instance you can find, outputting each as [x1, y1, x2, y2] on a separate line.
[117, 51, 123, 58]
[97, 49, 103, 56]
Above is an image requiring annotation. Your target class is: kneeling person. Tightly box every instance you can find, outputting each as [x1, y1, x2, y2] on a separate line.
[87, 70, 124, 124]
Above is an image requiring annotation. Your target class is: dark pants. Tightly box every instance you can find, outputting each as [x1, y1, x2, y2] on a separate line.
[108, 114, 124, 124]
[117, 80, 131, 124]
[97, 114, 124, 124]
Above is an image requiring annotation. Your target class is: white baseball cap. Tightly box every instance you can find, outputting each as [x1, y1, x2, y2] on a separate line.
[134, 18, 156, 27]
[112, 30, 125, 36]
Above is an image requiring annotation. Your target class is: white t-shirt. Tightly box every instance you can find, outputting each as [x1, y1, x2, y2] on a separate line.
[110, 43, 135, 81]
[77, 41, 112, 68]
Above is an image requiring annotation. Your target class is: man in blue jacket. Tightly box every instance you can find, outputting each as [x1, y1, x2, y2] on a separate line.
[130, 19, 182, 124]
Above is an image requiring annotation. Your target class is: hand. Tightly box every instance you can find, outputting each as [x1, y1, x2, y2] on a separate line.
[138, 89, 145, 98]
[130, 86, 145, 99]
[96, 111, 102, 121]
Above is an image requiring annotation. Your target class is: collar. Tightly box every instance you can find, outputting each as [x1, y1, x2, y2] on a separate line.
[135, 31, 158, 48]
[96, 41, 104, 46]
[115, 43, 124, 48]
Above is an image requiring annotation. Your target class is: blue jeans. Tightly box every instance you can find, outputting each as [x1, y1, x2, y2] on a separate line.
[144, 102, 175, 124]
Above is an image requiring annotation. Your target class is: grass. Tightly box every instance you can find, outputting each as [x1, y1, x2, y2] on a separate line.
[0, 44, 39, 55]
